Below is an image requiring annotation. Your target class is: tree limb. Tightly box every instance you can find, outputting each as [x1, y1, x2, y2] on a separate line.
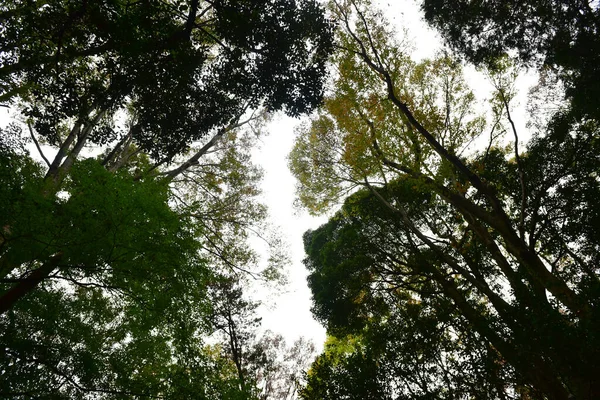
[27, 122, 51, 167]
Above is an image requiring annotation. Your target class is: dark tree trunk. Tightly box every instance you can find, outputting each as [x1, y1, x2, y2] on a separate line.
[0, 252, 62, 315]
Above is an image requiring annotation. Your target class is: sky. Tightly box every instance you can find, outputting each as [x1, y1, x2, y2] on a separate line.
[252, 0, 537, 351]
[252, 0, 443, 350]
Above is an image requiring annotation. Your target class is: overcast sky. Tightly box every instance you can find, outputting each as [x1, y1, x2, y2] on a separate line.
[253, 0, 443, 350]
[254, 0, 537, 351]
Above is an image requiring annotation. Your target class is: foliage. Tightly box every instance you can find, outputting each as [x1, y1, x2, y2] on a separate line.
[248, 331, 317, 400]
[0, 0, 333, 397]
[300, 350, 386, 399]
[292, 1, 600, 399]
[421, 0, 600, 120]
[0, 0, 334, 160]
[0, 151, 216, 398]
[209, 277, 318, 400]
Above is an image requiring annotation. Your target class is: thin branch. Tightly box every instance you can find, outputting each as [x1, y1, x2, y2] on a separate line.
[27, 122, 51, 167]
[101, 126, 134, 167]
[162, 106, 258, 180]
[499, 88, 527, 239]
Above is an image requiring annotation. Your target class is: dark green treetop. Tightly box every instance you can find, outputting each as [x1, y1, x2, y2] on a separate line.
[421, 0, 600, 120]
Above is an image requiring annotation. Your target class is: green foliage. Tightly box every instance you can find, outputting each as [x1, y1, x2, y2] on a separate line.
[0, 155, 221, 397]
[1, 0, 334, 160]
[0, 125, 293, 397]
[300, 344, 387, 400]
[301, 184, 526, 398]
[0, 0, 333, 396]
[289, 14, 485, 214]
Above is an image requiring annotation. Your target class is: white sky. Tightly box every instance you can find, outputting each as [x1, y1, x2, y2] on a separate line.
[253, 0, 442, 350]
[254, 0, 536, 351]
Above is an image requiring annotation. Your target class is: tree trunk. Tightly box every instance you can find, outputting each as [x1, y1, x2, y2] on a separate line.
[0, 252, 63, 315]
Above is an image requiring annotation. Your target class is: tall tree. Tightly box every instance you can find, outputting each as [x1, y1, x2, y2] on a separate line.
[291, 1, 600, 398]
[210, 277, 318, 400]
[0, 114, 293, 397]
[0, 0, 333, 396]
[0, 0, 332, 313]
[421, 0, 600, 120]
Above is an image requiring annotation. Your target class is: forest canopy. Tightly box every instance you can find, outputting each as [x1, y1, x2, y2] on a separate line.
[291, 1, 600, 400]
[0, 0, 331, 398]
[1, 0, 599, 399]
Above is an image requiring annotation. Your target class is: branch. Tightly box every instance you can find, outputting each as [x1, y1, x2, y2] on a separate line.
[55, 109, 107, 179]
[162, 107, 258, 180]
[499, 88, 527, 239]
[27, 122, 51, 167]
[0, 252, 63, 315]
[101, 126, 135, 167]
[364, 181, 518, 325]
[46, 120, 81, 179]
[183, 0, 200, 39]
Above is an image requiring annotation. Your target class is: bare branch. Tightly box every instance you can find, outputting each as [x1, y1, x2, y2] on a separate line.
[499, 88, 527, 238]
[27, 122, 50, 167]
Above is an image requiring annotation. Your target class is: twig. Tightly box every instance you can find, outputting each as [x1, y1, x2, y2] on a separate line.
[27, 122, 50, 167]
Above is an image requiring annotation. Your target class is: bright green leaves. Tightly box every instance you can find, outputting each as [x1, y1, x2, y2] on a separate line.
[2, 156, 197, 286]
[0, 156, 216, 397]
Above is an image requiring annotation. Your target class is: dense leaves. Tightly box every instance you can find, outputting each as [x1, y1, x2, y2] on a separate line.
[0, 0, 333, 160]
[293, 1, 600, 399]
[0, 151, 217, 398]
[0, 0, 332, 397]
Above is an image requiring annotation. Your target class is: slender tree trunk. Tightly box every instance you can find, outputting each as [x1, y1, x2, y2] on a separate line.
[420, 259, 571, 400]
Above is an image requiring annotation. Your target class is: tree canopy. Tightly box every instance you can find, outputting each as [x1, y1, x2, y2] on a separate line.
[292, 1, 600, 399]
[421, 0, 600, 120]
[0, 0, 333, 161]
[3, 0, 600, 398]
[0, 0, 332, 397]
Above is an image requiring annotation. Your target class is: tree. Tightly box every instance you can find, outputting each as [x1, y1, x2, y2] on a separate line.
[301, 186, 551, 399]
[209, 277, 318, 400]
[421, 0, 600, 120]
[0, 0, 334, 396]
[0, 116, 295, 397]
[248, 332, 317, 400]
[1, 0, 333, 160]
[299, 335, 390, 400]
[291, 1, 600, 398]
[0, 0, 333, 312]
[0, 136, 222, 398]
